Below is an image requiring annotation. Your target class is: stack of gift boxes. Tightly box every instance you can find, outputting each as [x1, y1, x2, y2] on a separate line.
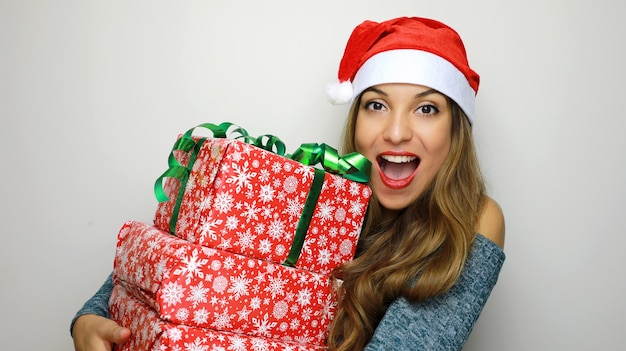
[108, 125, 372, 351]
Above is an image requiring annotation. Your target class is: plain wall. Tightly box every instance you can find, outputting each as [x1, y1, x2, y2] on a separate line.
[2, 0, 625, 350]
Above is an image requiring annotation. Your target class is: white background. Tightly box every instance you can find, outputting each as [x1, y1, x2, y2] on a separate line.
[2, 1, 625, 350]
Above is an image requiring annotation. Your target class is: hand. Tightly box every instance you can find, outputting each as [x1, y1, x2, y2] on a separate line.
[72, 314, 131, 351]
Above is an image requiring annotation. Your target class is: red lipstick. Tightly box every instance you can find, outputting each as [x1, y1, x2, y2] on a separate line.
[376, 151, 420, 189]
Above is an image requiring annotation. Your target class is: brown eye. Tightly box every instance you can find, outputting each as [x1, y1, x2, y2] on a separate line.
[364, 101, 387, 111]
[417, 104, 439, 115]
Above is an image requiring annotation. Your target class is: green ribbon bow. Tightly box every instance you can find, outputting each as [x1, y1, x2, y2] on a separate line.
[288, 143, 371, 184]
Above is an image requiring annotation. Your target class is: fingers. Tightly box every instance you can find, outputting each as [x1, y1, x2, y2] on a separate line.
[99, 317, 131, 346]
[72, 314, 131, 351]
[107, 324, 131, 345]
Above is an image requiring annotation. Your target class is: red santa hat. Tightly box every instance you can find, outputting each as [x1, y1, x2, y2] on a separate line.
[327, 17, 480, 124]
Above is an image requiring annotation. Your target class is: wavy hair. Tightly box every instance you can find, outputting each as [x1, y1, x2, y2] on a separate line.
[327, 93, 486, 350]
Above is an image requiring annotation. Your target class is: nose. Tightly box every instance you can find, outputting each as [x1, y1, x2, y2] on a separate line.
[383, 114, 412, 144]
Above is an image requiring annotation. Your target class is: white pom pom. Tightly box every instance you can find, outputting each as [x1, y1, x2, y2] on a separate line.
[326, 80, 354, 105]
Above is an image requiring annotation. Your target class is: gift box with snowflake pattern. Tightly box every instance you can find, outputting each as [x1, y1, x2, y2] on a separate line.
[153, 136, 371, 275]
[110, 283, 328, 351]
[113, 220, 338, 346]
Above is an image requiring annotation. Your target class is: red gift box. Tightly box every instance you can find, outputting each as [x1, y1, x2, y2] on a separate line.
[113, 220, 338, 346]
[110, 283, 328, 351]
[153, 136, 371, 274]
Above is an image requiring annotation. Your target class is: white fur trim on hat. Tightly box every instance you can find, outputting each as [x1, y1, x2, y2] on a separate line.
[352, 49, 476, 123]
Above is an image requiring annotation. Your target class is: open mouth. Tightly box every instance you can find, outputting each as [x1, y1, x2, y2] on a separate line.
[377, 155, 420, 180]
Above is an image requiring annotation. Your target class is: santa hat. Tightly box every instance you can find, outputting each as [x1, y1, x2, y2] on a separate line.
[327, 17, 480, 124]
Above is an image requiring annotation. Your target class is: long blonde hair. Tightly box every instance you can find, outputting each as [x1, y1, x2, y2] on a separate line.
[327, 94, 486, 350]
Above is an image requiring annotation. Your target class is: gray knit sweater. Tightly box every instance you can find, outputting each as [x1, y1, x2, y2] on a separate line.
[71, 234, 504, 350]
[365, 234, 505, 350]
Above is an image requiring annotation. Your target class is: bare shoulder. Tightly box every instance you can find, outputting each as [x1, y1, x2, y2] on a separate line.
[475, 196, 505, 249]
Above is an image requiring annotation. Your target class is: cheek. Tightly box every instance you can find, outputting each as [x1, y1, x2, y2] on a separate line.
[354, 133, 378, 166]
[430, 135, 452, 167]
[353, 119, 369, 155]
[434, 132, 451, 153]
[425, 122, 452, 157]
[354, 136, 366, 156]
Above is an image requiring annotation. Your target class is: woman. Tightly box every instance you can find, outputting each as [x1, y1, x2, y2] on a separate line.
[71, 16, 505, 351]
[324, 17, 505, 350]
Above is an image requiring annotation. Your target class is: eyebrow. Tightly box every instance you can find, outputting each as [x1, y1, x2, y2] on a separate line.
[363, 87, 441, 99]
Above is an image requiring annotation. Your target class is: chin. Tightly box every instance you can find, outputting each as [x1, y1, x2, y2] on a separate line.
[377, 196, 413, 211]
[374, 184, 426, 212]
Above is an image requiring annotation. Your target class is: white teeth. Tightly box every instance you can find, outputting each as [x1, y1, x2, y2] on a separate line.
[381, 155, 417, 163]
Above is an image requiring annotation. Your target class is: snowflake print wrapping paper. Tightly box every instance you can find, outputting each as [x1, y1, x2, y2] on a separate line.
[113, 220, 338, 346]
[153, 137, 372, 275]
[110, 283, 328, 351]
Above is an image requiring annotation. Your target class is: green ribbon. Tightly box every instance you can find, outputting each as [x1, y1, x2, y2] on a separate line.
[153, 122, 371, 263]
[289, 143, 371, 183]
[283, 168, 326, 267]
[166, 138, 206, 234]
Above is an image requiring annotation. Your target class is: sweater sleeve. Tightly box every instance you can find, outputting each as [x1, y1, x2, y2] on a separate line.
[365, 235, 505, 351]
[69, 272, 114, 336]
